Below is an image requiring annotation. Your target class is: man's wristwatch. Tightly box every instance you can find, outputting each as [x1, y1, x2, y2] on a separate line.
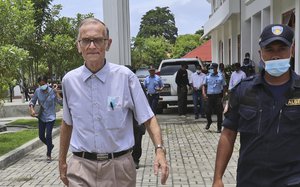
[155, 144, 166, 154]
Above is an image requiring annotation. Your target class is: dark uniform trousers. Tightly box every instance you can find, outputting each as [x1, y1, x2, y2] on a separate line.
[147, 93, 159, 115]
[132, 118, 145, 164]
[177, 85, 188, 115]
[206, 93, 223, 130]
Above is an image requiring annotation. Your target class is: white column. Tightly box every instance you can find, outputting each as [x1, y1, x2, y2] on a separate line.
[261, 7, 270, 30]
[251, 13, 261, 65]
[211, 31, 218, 64]
[241, 20, 251, 62]
[103, 0, 131, 65]
[231, 16, 238, 64]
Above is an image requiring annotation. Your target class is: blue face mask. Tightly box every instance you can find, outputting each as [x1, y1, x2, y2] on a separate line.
[264, 58, 290, 77]
[208, 69, 214, 74]
[40, 84, 48, 91]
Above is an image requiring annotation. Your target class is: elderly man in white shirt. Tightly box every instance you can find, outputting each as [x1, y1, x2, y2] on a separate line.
[229, 63, 246, 90]
[59, 18, 169, 187]
[190, 65, 206, 119]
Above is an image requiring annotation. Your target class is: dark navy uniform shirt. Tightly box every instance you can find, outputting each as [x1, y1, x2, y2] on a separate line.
[223, 70, 300, 187]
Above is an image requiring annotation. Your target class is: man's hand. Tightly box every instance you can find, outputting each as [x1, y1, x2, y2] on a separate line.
[53, 84, 58, 90]
[30, 110, 36, 117]
[212, 179, 224, 187]
[29, 106, 36, 117]
[154, 149, 169, 185]
[59, 161, 69, 186]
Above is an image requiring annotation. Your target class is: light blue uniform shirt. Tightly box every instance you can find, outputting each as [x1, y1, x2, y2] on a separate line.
[204, 72, 226, 94]
[62, 62, 154, 153]
[143, 75, 163, 94]
[29, 86, 62, 122]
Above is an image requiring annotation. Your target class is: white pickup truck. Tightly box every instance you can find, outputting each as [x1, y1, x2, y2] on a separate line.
[156, 58, 203, 113]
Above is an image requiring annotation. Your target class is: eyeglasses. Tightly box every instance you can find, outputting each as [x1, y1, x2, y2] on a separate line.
[78, 38, 108, 48]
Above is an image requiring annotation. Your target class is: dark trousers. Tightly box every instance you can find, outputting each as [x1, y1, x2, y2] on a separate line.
[192, 90, 204, 117]
[24, 89, 30, 101]
[177, 86, 188, 115]
[38, 119, 54, 157]
[147, 93, 159, 115]
[132, 119, 145, 163]
[206, 94, 223, 130]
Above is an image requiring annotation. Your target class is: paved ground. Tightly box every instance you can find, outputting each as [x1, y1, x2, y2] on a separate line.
[0, 99, 239, 187]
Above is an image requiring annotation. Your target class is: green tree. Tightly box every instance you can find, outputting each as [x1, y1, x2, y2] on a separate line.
[195, 28, 211, 40]
[137, 7, 178, 44]
[32, 0, 53, 39]
[0, 45, 30, 101]
[132, 36, 171, 68]
[195, 28, 204, 36]
[42, 11, 95, 80]
[0, 0, 35, 100]
[172, 34, 201, 58]
[0, 0, 96, 101]
[0, 0, 35, 46]
[27, 0, 53, 83]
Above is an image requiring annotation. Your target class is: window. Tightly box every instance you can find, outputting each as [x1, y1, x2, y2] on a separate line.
[160, 61, 199, 75]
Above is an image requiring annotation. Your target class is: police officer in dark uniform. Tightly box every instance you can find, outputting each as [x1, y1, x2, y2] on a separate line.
[213, 24, 299, 187]
[241, 52, 256, 77]
[175, 62, 190, 116]
[202, 63, 226, 133]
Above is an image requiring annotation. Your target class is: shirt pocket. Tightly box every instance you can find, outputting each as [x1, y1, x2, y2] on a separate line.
[104, 108, 124, 129]
[238, 104, 260, 134]
[104, 96, 124, 129]
[281, 106, 300, 135]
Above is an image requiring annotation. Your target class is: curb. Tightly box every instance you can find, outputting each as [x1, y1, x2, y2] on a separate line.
[0, 127, 60, 169]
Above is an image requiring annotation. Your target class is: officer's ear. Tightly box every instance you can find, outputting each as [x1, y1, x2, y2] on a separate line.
[106, 38, 112, 51]
[291, 42, 295, 57]
[258, 50, 263, 60]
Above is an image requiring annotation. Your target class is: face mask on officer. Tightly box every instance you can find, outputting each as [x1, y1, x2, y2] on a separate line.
[258, 24, 294, 77]
[262, 57, 291, 77]
[208, 69, 214, 74]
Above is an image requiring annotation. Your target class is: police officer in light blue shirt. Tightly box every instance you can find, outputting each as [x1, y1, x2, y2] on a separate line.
[202, 63, 226, 133]
[144, 66, 164, 115]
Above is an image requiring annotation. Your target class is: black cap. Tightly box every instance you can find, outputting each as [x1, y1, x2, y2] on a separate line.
[259, 24, 294, 47]
[209, 63, 218, 69]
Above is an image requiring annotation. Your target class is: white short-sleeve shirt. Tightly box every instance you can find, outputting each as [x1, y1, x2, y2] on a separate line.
[62, 62, 154, 153]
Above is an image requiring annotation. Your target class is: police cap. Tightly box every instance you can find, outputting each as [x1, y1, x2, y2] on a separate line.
[259, 24, 294, 47]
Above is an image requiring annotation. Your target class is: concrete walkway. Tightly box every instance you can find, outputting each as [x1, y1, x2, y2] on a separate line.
[0, 100, 239, 186]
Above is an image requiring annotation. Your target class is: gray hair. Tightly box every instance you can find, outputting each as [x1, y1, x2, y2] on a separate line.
[77, 17, 110, 41]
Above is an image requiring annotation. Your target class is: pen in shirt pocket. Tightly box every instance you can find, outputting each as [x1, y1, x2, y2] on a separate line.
[110, 101, 114, 110]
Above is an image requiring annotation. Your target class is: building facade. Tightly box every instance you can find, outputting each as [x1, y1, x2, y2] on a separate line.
[203, 0, 299, 73]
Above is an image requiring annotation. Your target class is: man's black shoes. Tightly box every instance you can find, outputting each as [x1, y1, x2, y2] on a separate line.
[205, 122, 211, 130]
